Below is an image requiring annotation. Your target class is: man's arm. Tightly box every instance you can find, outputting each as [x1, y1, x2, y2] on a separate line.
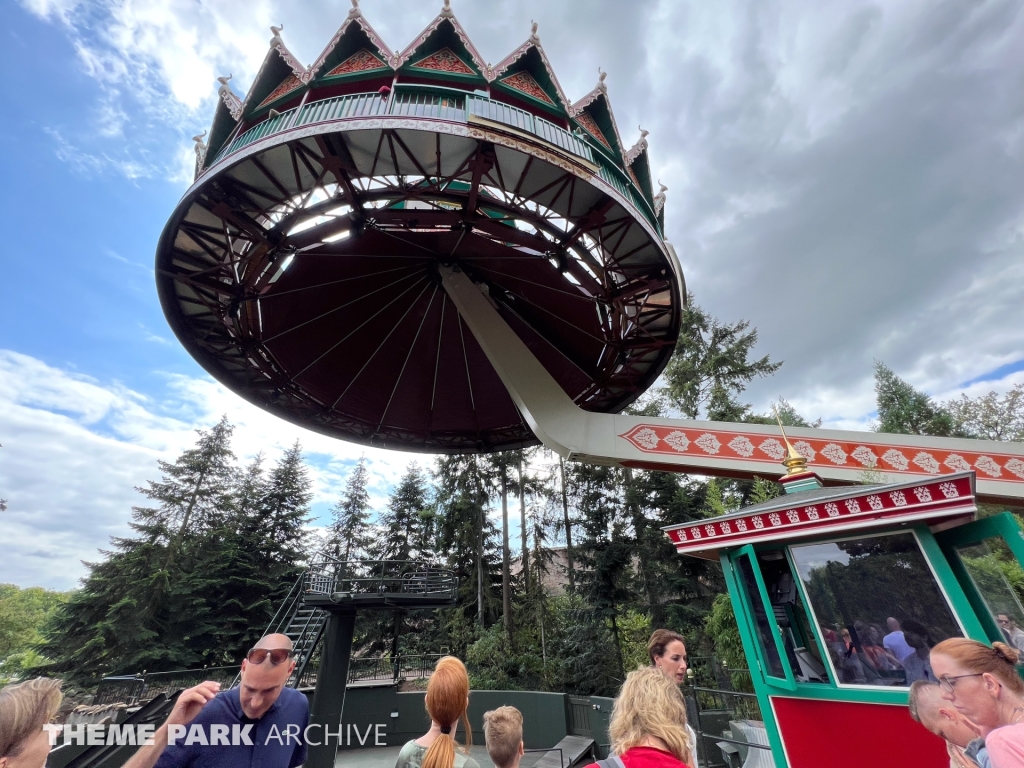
[123, 682, 221, 768]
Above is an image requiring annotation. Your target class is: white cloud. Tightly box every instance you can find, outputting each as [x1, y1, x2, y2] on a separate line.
[0, 350, 431, 590]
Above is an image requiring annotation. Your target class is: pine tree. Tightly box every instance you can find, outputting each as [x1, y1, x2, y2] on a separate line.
[434, 455, 498, 631]
[38, 419, 239, 682]
[376, 463, 431, 562]
[874, 362, 959, 436]
[329, 457, 373, 562]
[662, 294, 781, 420]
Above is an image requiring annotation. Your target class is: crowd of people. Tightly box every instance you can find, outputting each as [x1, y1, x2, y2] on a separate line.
[6, 623, 1024, 768]
[820, 616, 946, 685]
[0, 630, 697, 768]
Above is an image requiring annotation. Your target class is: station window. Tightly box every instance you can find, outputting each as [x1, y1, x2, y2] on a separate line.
[736, 550, 830, 684]
[789, 531, 963, 688]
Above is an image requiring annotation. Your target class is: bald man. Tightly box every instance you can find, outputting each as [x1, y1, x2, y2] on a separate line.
[908, 680, 984, 768]
[124, 634, 309, 768]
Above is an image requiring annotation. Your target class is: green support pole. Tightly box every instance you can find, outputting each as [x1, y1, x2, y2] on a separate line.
[307, 610, 356, 768]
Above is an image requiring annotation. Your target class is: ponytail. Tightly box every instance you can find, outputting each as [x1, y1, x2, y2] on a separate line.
[421, 657, 472, 768]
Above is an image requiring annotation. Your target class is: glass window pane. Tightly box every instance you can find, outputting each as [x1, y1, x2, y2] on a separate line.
[955, 540, 1024, 651]
[736, 555, 786, 679]
[756, 550, 829, 684]
[789, 532, 962, 688]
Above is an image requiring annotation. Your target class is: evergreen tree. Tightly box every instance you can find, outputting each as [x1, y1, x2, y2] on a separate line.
[434, 455, 499, 632]
[874, 362, 959, 436]
[329, 457, 373, 561]
[662, 294, 781, 421]
[38, 419, 238, 681]
[376, 463, 432, 562]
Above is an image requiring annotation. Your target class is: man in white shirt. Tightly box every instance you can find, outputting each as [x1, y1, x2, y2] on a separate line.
[882, 617, 915, 663]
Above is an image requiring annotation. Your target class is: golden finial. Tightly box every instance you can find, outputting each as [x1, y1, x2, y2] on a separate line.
[773, 404, 807, 476]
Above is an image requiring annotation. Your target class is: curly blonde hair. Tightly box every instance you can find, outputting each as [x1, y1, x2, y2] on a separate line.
[610, 667, 692, 765]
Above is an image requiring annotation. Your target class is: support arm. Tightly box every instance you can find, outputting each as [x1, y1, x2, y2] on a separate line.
[439, 266, 1024, 504]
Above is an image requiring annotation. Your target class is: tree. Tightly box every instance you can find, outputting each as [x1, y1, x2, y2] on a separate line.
[662, 294, 781, 421]
[945, 384, 1024, 442]
[143, 416, 237, 607]
[329, 457, 373, 562]
[873, 362, 959, 437]
[36, 422, 315, 683]
[0, 585, 68, 681]
[376, 463, 432, 562]
[434, 455, 498, 631]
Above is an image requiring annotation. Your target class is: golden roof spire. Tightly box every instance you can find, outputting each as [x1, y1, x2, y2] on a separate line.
[774, 405, 808, 476]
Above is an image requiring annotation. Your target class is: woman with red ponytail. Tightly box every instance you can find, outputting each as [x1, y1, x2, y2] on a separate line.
[395, 656, 479, 768]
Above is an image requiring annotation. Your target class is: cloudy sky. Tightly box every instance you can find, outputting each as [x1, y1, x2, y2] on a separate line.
[1, 0, 1021, 590]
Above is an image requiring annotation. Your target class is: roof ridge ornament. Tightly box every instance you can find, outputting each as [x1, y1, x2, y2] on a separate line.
[625, 125, 649, 164]
[441, 0, 453, 18]
[349, 0, 360, 17]
[270, 24, 284, 48]
[216, 74, 242, 120]
[530, 20, 540, 43]
[653, 181, 668, 216]
[597, 68, 607, 92]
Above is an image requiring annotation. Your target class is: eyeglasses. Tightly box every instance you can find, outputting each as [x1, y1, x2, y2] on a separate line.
[246, 648, 295, 665]
[938, 673, 984, 693]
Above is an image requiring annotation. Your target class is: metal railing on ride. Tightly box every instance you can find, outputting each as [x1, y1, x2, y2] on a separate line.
[93, 666, 238, 706]
[302, 556, 457, 600]
[682, 657, 772, 768]
[203, 86, 659, 230]
[94, 653, 443, 705]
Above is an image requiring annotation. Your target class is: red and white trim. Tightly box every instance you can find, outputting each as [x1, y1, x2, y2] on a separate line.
[663, 472, 977, 558]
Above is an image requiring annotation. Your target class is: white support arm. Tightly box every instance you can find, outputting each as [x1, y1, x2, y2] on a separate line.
[440, 266, 1024, 504]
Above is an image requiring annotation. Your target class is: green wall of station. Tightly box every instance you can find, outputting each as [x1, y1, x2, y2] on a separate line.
[329, 685, 599, 754]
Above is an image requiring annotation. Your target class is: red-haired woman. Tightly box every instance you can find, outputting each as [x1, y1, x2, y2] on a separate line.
[931, 638, 1024, 768]
[395, 656, 479, 768]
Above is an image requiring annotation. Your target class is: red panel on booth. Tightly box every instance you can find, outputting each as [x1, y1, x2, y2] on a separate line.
[771, 696, 948, 768]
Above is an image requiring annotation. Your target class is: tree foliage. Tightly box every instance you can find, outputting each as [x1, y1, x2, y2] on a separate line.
[37, 421, 312, 684]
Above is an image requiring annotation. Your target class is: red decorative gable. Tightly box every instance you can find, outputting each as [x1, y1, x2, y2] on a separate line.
[410, 47, 474, 75]
[258, 74, 303, 110]
[664, 473, 977, 558]
[575, 112, 611, 150]
[499, 71, 554, 105]
[326, 48, 388, 78]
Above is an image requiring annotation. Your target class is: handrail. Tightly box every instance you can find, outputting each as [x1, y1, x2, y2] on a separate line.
[202, 86, 657, 230]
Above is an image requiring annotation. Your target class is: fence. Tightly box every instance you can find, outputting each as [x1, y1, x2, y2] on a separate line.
[94, 654, 443, 705]
[682, 658, 772, 768]
[93, 666, 237, 706]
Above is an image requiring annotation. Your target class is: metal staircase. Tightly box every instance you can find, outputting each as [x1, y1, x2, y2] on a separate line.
[230, 564, 329, 690]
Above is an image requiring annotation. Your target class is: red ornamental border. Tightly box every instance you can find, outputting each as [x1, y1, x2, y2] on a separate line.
[259, 75, 303, 110]
[664, 475, 974, 553]
[620, 424, 1024, 484]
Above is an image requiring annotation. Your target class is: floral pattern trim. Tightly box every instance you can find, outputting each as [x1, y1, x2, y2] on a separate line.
[575, 111, 611, 149]
[410, 48, 475, 75]
[258, 74, 303, 110]
[619, 424, 1024, 485]
[666, 476, 974, 551]
[499, 71, 554, 105]
[325, 49, 389, 78]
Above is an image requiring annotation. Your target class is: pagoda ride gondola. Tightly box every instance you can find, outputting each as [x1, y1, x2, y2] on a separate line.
[155, 3, 1024, 768]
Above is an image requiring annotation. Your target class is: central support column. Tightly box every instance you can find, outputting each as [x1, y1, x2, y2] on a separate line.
[306, 610, 356, 768]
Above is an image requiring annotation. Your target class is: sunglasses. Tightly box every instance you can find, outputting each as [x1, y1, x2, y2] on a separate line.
[246, 648, 295, 665]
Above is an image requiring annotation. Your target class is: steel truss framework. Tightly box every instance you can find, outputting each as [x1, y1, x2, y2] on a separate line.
[157, 119, 683, 453]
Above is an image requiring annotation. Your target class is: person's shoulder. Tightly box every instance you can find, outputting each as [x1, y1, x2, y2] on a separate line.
[394, 740, 425, 768]
[454, 754, 480, 768]
[278, 686, 308, 709]
[986, 722, 1024, 747]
